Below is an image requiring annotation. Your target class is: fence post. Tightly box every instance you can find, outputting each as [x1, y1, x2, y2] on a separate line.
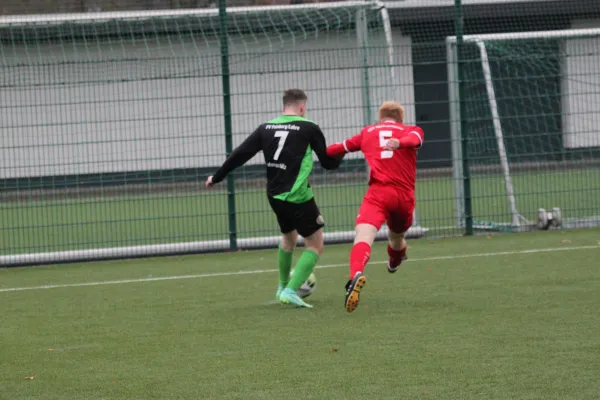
[455, 0, 473, 235]
[357, 9, 372, 181]
[219, 0, 237, 250]
[357, 9, 372, 127]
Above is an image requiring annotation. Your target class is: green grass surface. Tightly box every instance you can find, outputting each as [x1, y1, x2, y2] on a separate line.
[1, 229, 600, 399]
[2, 169, 599, 254]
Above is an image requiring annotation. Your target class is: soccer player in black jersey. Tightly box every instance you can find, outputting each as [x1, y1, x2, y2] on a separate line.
[205, 89, 342, 308]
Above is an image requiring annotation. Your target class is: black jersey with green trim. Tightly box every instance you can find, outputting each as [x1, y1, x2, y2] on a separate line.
[211, 115, 342, 203]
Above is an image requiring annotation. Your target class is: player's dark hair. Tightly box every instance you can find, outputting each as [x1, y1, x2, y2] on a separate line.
[283, 89, 307, 107]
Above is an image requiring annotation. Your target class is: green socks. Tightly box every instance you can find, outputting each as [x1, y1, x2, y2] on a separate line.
[278, 247, 320, 291]
[278, 247, 294, 287]
[287, 250, 320, 291]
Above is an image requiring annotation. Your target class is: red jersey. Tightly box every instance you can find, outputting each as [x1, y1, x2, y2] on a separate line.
[338, 121, 424, 196]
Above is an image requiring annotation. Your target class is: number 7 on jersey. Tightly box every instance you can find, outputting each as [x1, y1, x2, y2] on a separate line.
[273, 131, 289, 161]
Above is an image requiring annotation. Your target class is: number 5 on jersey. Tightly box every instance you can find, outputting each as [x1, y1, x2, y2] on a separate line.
[273, 131, 289, 161]
[379, 130, 393, 159]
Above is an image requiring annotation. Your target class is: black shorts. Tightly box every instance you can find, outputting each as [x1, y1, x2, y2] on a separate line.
[268, 197, 325, 238]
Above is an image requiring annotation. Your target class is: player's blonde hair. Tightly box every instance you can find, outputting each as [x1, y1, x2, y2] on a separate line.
[378, 101, 404, 123]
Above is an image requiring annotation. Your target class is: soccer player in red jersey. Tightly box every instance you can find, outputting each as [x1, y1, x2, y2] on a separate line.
[326, 101, 424, 312]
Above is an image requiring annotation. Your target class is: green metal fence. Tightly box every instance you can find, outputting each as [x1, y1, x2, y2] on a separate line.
[1, 1, 600, 265]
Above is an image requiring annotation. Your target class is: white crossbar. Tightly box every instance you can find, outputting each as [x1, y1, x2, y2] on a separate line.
[447, 27, 600, 43]
[0, 1, 384, 26]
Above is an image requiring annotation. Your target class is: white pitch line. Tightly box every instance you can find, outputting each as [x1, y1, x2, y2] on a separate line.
[1, 244, 598, 294]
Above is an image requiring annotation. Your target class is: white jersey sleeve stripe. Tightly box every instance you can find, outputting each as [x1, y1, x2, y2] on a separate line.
[342, 140, 349, 152]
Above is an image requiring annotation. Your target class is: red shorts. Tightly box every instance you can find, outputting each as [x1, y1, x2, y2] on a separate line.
[356, 185, 415, 233]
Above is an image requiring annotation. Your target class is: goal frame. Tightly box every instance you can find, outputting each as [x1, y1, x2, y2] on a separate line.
[0, 1, 427, 266]
[446, 27, 600, 230]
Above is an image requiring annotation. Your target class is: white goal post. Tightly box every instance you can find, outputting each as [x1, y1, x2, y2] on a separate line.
[0, 2, 427, 266]
[446, 27, 600, 231]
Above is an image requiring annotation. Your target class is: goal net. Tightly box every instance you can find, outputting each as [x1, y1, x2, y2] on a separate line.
[0, 2, 425, 265]
[447, 28, 600, 232]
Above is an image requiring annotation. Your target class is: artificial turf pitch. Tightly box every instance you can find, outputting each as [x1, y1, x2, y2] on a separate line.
[1, 228, 599, 399]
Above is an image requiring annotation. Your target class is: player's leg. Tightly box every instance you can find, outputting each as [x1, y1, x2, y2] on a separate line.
[287, 228, 322, 290]
[344, 223, 378, 313]
[345, 192, 387, 313]
[348, 191, 387, 279]
[387, 230, 407, 273]
[386, 200, 414, 273]
[277, 230, 298, 298]
[288, 199, 325, 291]
[268, 197, 297, 300]
[280, 199, 324, 308]
[349, 224, 378, 278]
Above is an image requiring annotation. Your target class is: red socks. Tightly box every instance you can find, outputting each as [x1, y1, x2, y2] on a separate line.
[349, 242, 371, 278]
[349, 243, 406, 278]
[388, 245, 407, 268]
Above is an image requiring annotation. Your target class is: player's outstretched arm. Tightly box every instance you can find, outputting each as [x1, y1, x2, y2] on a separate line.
[382, 127, 424, 151]
[309, 125, 343, 170]
[400, 127, 424, 149]
[208, 129, 262, 187]
[326, 133, 362, 157]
